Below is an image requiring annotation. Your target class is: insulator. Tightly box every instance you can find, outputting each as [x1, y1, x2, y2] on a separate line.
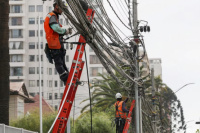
[147, 26, 150, 32]
[70, 43, 73, 50]
[144, 26, 147, 32]
[139, 26, 143, 32]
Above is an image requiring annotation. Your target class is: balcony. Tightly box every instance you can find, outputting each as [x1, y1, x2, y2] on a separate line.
[9, 49, 25, 54]
[10, 67, 24, 80]
[10, 62, 25, 67]
[9, 12, 25, 17]
[9, 26, 25, 30]
[9, 0, 25, 5]
[10, 76, 25, 80]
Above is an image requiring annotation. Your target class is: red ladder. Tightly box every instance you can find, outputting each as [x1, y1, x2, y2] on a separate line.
[49, 8, 95, 133]
[123, 100, 136, 133]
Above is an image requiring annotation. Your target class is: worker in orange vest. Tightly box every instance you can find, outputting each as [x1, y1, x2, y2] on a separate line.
[114, 93, 129, 133]
[44, 1, 81, 85]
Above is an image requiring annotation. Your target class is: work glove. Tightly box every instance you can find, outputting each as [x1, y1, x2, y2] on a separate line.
[66, 28, 73, 35]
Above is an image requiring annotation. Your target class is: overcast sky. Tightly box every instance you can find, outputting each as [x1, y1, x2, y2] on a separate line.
[138, 0, 200, 132]
[103, 0, 200, 132]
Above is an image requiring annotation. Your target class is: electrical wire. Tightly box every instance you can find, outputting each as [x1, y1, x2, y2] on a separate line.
[84, 45, 93, 133]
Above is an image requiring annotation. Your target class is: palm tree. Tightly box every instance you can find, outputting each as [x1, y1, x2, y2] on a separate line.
[81, 73, 129, 113]
[0, 0, 10, 125]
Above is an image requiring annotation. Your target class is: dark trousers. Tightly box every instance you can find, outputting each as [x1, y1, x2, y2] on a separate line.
[51, 49, 69, 83]
[116, 118, 126, 133]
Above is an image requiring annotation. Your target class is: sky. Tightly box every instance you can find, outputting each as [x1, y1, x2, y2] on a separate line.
[138, 0, 200, 132]
[103, 0, 200, 132]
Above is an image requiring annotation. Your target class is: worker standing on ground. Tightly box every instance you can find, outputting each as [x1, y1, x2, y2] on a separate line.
[44, 1, 75, 85]
[114, 93, 129, 133]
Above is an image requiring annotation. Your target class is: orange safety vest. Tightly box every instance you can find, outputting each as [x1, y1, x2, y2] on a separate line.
[115, 101, 127, 119]
[44, 12, 62, 49]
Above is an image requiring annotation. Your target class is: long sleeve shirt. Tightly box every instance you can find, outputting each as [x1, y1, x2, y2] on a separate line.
[122, 98, 129, 113]
[49, 11, 66, 35]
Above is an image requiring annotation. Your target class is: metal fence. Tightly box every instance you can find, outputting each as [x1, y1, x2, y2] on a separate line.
[0, 124, 38, 133]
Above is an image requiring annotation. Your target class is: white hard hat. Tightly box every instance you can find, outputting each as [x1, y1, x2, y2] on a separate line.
[115, 93, 122, 99]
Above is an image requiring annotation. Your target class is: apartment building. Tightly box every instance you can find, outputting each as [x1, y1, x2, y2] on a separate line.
[9, 0, 104, 117]
[149, 58, 162, 78]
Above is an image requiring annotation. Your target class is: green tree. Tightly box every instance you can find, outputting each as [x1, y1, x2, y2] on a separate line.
[10, 110, 56, 133]
[81, 73, 128, 113]
[0, 0, 10, 125]
[72, 110, 115, 133]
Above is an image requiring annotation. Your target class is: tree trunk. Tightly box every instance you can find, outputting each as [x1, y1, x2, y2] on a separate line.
[0, 0, 10, 125]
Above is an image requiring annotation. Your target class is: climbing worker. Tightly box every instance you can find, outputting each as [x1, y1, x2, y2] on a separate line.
[114, 93, 129, 133]
[44, 1, 80, 85]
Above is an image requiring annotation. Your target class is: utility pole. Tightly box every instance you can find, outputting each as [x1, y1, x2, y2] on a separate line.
[38, 15, 43, 133]
[151, 68, 157, 133]
[133, 0, 141, 133]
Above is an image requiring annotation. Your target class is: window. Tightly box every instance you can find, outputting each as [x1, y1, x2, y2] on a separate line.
[29, 67, 35, 74]
[54, 68, 58, 75]
[10, 55, 23, 62]
[10, 67, 23, 76]
[37, 42, 43, 49]
[29, 18, 35, 24]
[37, 5, 43, 12]
[29, 93, 35, 97]
[66, 55, 69, 62]
[54, 81, 57, 87]
[29, 80, 35, 87]
[37, 55, 43, 61]
[10, 5, 22, 13]
[60, 19, 63, 25]
[36, 30, 43, 37]
[60, 93, 63, 98]
[54, 93, 58, 99]
[29, 5, 35, 12]
[65, 18, 68, 25]
[90, 55, 101, 64]
[49, 80, 52, 87]
[10, 29, 23, 38]
[29, 30, 35, 37]
[90, 67, 106, 77]
[29, 55, 35, 62]
[36, 17, 43, 24]
[29, 42, 35, 49]
[49, 68, 52, 75]
[11, 17, 22, 26]
[49, 6, 52, 12]
[60, 80, 63, 87]
[37, 67, 43, 74]
[55, 105, 58, 110]
[9, 42, 23, 50]
[49, 93, 52, 100]
[37, 80, 43, 87]
[66, 44, 69, 49]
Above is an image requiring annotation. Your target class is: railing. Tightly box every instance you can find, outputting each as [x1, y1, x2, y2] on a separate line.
[9, 10, 23, 13]
[0, 124, 38, 133]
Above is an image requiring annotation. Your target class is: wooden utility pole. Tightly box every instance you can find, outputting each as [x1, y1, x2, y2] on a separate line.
[0, 0, 10, 125]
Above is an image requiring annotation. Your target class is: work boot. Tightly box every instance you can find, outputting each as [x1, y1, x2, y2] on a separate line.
[60, 72, 69, 85]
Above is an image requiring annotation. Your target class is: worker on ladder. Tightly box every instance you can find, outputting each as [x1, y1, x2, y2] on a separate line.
[44, 1, 81, 85]
[114, 93, 129, 133]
